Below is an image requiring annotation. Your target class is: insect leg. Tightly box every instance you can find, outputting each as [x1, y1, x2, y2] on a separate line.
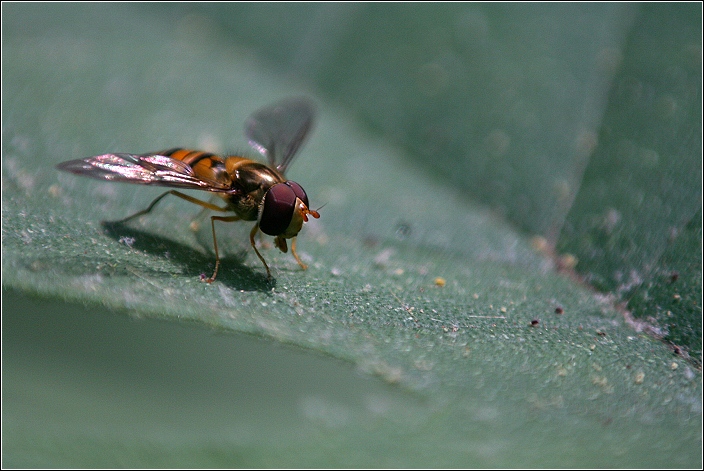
[110, 190, 234, 283]
[205, 215, 241, 283]
[290, 237, 308, 270]
[249, 224, 272, 279]
[114, 190, 229, 224]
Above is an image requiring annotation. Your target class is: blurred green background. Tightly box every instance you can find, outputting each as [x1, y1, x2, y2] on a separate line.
[3, 3, 701, 467]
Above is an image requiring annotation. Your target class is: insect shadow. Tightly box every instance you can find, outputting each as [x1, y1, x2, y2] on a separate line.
[101, 219, 273, 292]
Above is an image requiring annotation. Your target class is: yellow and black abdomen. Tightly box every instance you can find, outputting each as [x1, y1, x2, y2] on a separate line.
[158, 148, 232, 186]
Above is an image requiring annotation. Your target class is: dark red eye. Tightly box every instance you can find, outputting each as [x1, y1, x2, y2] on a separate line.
[285, 181, 309, 208]
[259, 183, 296, 236]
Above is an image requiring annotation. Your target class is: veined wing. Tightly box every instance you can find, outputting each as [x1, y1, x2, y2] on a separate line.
[56, 153, 232, 192]
[245, 97, 315, 174]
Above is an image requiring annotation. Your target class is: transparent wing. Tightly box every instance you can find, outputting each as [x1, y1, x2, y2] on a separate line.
[245, 97, 316, 174]
[56, 153, 232, 193]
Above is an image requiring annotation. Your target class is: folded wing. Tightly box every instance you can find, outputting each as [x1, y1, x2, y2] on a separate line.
[57, 153, 232, 192]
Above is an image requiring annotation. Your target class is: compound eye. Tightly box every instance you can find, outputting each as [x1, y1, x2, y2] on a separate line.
[259, 183, 296, 236]
[285, 181, 309, 208]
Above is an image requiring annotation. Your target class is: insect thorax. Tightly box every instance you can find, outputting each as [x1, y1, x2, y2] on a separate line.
[225, 160, 285, 221]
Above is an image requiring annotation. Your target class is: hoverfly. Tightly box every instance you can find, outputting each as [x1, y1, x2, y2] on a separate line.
[57, 97, 320, 282]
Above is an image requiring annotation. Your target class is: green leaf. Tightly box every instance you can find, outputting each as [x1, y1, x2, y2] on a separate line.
[3, 3, 701, 468]
[556, 4, 702, 360]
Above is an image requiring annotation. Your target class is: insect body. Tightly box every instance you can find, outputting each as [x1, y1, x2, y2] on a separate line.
[57, 98, 320, 281]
